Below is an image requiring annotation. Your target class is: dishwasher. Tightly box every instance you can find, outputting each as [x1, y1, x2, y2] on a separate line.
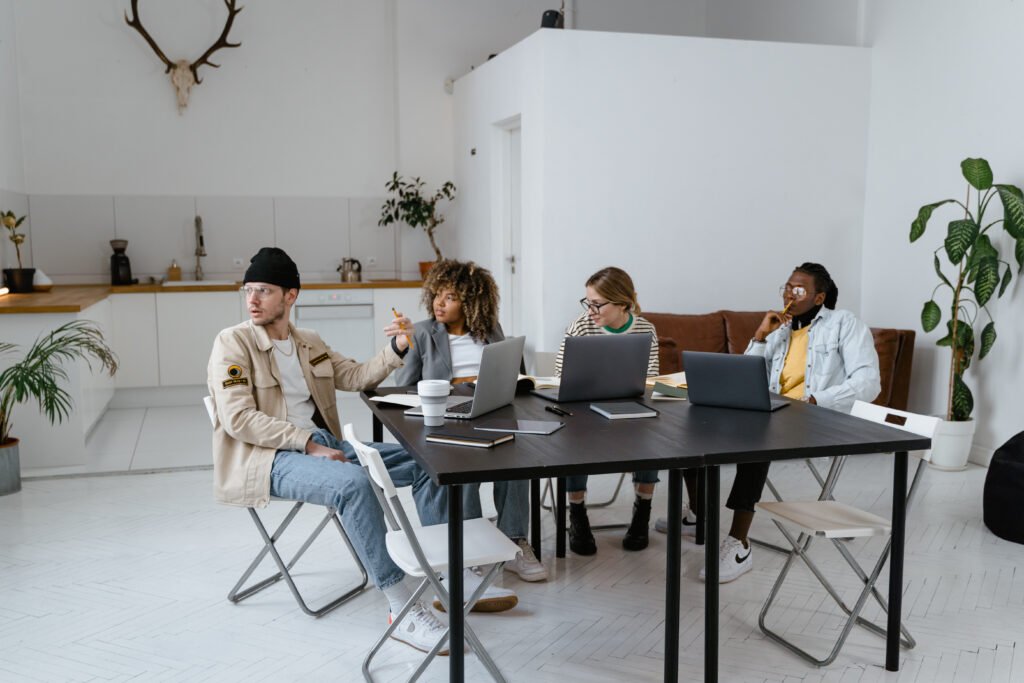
[292, 289, 375, 362]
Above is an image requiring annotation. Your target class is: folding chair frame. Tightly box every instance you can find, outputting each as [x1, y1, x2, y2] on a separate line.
[227, 500, 369, 618]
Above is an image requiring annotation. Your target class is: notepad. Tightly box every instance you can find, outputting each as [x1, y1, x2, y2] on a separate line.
[589, 401, 658, 419]
[474, 419, 565, 435]
[424, 431, 515, 448]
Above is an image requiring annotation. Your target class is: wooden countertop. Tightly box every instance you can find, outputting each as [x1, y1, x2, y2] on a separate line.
[0, 280, 423, 314]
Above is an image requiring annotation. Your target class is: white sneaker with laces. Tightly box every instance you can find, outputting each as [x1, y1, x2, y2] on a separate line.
[505, 538, 549, 582]
[699, 535, 752, 583]
[433, 567, 519, 613]
[389, 603, 450, 655]
[654, 504, 699, 537]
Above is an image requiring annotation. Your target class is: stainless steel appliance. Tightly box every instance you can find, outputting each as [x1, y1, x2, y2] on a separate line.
[338, 258, 362, 283]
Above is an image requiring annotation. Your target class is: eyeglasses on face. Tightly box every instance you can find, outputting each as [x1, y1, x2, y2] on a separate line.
[778, 284, 809, 299]
[240, 285, 280, 299]
[579, 298, 617, 313]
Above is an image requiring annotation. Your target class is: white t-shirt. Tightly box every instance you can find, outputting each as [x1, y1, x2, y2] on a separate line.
[272, 337, 317, 431]
[449, 333, 486, 379]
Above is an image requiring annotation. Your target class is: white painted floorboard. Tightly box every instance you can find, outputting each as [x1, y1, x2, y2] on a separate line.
[3, 406, 1023, 682]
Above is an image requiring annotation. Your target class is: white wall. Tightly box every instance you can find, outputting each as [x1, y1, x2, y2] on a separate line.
[454, 30, 871, 353]
[707, 0, 866, 47]
[860, 0, 1024, 464]
[0, 0, 26, 271]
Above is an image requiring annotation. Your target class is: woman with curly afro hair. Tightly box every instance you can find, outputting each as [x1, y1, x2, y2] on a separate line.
[393, 260, 548, 609]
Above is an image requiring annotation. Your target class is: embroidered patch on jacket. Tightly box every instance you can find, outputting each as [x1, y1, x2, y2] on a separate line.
[227, 364, 244, 378]
[222, 377, 249, 388]
[310, 352, 330, 366]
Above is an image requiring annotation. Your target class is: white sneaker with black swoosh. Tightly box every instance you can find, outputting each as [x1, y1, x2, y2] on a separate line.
[654, 504, 698, 537]
[699, 535, 752, 583]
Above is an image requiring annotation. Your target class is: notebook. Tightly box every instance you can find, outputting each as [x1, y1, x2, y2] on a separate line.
[425, 431, 515, 448]
[589, 401, 658, 419]
[683, 351, 791, 412]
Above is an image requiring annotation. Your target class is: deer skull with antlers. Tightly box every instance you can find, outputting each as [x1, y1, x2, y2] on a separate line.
[125, 0, 243, 113]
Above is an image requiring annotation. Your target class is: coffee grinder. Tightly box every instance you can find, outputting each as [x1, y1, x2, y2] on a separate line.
[110, 239, 138, 285]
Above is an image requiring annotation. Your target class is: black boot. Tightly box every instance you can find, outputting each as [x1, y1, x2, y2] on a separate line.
[569, 502, 597, 555]
[622, 496, 652, 551]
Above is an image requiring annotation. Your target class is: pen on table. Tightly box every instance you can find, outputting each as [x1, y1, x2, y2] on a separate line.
[546, 405, 572, 417]
[391, 307, 414, 349]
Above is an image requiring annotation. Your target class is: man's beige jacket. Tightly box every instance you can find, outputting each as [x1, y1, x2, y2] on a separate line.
[207, 320, 402, 508]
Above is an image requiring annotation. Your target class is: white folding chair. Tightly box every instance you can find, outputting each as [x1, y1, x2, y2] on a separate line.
[344, 424, 519, 683]
[204, 397, 369, 617]
[755, 400, 940, 666]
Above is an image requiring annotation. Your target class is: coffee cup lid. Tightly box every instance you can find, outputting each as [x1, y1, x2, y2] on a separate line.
[417, 379, 451, 397]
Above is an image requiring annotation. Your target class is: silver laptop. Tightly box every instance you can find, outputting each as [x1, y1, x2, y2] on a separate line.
[683, 351, 790, 412]
[533, 334, 650, 403]
[405, 336, 526, 420]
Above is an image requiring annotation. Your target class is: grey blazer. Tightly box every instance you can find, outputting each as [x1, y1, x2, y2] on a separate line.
[393, 319, 505, 387]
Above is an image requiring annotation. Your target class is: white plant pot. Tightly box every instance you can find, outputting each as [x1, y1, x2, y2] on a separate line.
[927, 418, 976, 471]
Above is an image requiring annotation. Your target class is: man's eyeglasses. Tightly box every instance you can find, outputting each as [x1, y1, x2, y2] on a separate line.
[580, 298, 616, 313]
[240, 285, 279, 299]
[778, 285, 808, 299]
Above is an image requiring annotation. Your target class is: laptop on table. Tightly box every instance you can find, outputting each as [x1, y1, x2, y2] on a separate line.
[683, 351, 791, 412]
[533, 334, 651, 403]
[405, 336, 526, 420]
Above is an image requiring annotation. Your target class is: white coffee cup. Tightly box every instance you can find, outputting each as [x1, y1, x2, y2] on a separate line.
[417, 379, 451, 427]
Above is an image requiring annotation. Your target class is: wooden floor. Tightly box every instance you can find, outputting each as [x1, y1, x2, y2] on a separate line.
[2, 408, 1022, 682]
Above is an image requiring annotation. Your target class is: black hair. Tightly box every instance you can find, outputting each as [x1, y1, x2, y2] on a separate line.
[794, 262, 838, 309]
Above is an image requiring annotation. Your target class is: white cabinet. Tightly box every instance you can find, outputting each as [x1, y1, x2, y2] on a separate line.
[78, 299, 116, 433]
[156, 292, 242, 386]
[110, 294, 159, 388]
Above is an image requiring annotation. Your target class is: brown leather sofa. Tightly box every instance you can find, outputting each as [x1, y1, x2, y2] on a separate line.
[643, 310, 915, 410]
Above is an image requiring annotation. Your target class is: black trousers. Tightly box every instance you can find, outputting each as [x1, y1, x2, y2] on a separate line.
[684, 462, 770, 514]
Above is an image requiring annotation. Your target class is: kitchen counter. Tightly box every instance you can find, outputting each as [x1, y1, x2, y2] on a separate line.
[0, 280, 423, 314]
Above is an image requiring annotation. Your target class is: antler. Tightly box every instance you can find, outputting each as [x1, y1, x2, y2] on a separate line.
[190, 0, 244, 84]
[124, 0, 174, 73]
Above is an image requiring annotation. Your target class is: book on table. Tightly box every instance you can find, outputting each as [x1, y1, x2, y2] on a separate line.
[516, 374, 560, 391]
[589, 401, 659, 419]
[424, 431, 516, 448]
[652, 381, 688, 400]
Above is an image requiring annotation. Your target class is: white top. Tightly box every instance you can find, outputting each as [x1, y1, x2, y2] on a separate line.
[272, 337, 317, 431]
[449, 333, 486, 379]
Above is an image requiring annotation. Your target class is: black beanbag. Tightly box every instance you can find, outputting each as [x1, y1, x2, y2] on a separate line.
[983, 430, 1024, 545]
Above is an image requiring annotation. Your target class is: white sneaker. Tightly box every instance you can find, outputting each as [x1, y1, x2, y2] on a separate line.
[699, 535, 752, 583]
[389, 603, 450, 655]
[433, 567, 519, 613]
[654, 505, 699, 537]
[505, 538, 549, 582]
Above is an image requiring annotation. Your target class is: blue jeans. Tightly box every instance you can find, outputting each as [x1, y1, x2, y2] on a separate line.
[462, 480, 530, 540]
[566, 470, 660, 493]
[270, 429, 445, 591]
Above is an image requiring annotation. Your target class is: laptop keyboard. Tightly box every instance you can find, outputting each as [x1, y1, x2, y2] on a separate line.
[448, 399, 474, 415]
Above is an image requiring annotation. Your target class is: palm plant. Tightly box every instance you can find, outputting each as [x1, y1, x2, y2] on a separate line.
[378, 172, 457, 262]
[910, 158, 1024, 421]
[0, 321, 118, 444]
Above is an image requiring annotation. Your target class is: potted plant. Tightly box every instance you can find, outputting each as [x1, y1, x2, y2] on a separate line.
[910, 157, 1024, 469]
[2, 209, 34, 293]
[0, 321, 118, 495]
[378, 172, 457, 280]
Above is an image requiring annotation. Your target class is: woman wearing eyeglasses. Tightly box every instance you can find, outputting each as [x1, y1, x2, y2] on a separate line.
[554, 266, 660, 555]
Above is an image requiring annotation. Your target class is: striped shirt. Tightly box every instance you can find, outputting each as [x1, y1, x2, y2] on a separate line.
[554, 312, 660, 377]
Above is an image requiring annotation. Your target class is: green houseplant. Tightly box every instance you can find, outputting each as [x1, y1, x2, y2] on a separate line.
[2, 209, 34, 293]
[378, 172, 456, 279]
[910, 158, 1024, 467]
[0, 321, 118, 495]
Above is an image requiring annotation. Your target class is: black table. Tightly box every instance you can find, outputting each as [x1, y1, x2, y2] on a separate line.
[362, 389, 930, 682]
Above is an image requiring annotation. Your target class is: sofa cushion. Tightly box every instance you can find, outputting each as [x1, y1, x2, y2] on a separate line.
[643, 312, 727, 373]
[721, 310, 766, 354]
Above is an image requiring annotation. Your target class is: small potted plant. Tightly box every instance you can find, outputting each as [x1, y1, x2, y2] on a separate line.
[910, 157, 1024, 469]
[0, 321, 118, 495]
[378, 172, 457, 280]
[2, 210, 34, 293]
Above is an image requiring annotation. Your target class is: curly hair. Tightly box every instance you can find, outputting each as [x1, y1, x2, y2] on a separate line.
[421, 260, 500, 343]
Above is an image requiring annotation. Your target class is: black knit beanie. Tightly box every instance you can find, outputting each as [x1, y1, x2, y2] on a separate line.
[243, 247, 300, 290]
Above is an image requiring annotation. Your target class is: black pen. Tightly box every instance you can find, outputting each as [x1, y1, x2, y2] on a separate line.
[546, 405, 572, 417]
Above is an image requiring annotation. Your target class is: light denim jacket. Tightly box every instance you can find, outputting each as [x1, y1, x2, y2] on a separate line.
[744, 307, 880, 414]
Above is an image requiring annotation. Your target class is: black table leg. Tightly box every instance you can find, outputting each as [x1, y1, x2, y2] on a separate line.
[704, 465, 719, 683]
[556, 477, 566, 558]
[531, 478, 542, 560]
[887, 451, 908, 671]
[695, 469, 706, 546]
[448, 483, 464, 682]
[372, 414, 383, 443]
[665, 469, 683, 683]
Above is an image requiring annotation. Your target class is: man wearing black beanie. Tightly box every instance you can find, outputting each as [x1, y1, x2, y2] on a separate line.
[207, 247, 452, 653]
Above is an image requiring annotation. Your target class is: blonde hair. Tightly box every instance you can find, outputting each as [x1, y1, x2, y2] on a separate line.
[586, 266, 641, 314]
[421, 260, 500, 343]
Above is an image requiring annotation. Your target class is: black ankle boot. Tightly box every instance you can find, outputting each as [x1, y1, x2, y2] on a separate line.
[569, 502, 597, 555]
[622, 496, 652, 551]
